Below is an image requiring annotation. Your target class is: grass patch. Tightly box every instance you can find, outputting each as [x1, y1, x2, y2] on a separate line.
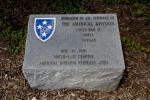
[46, 0, 90, 14]
[121, 36, 150, 53]
[133, 3, 149, 17]
[0, 16, 27, 54]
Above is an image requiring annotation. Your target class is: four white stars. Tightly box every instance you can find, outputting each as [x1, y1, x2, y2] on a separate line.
[37, 20, 53, 37]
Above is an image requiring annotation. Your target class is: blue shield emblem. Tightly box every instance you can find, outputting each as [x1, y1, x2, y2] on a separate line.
[34, 18, 56, 42]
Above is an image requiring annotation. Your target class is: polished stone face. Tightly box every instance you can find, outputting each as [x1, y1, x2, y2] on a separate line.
[23, 14, 125, 91]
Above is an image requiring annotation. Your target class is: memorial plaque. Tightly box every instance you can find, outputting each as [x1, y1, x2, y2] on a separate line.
[23, 14, 125, 91]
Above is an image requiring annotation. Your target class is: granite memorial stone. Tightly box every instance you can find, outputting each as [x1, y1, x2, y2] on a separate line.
[23, 14, 125, 91]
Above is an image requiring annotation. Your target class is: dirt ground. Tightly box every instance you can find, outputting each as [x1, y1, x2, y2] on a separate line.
[0, 0, 150, 100]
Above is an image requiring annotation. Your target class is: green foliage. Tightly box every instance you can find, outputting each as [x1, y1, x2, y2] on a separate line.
[46, 0, 90, 14]
[101, 0, 149, 4]
[0, 16, 27, 54]
[121, 36, 150, 53]
[133, 3, 149, 17]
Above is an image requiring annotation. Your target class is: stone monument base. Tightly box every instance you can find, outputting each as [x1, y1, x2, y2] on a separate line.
[23, 14, 125, 91]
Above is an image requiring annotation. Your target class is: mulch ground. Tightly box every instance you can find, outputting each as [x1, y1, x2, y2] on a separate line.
[0, 0, 150, 100]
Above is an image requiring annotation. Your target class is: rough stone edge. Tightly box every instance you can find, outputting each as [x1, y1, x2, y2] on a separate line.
[23, 67, 124, 91]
